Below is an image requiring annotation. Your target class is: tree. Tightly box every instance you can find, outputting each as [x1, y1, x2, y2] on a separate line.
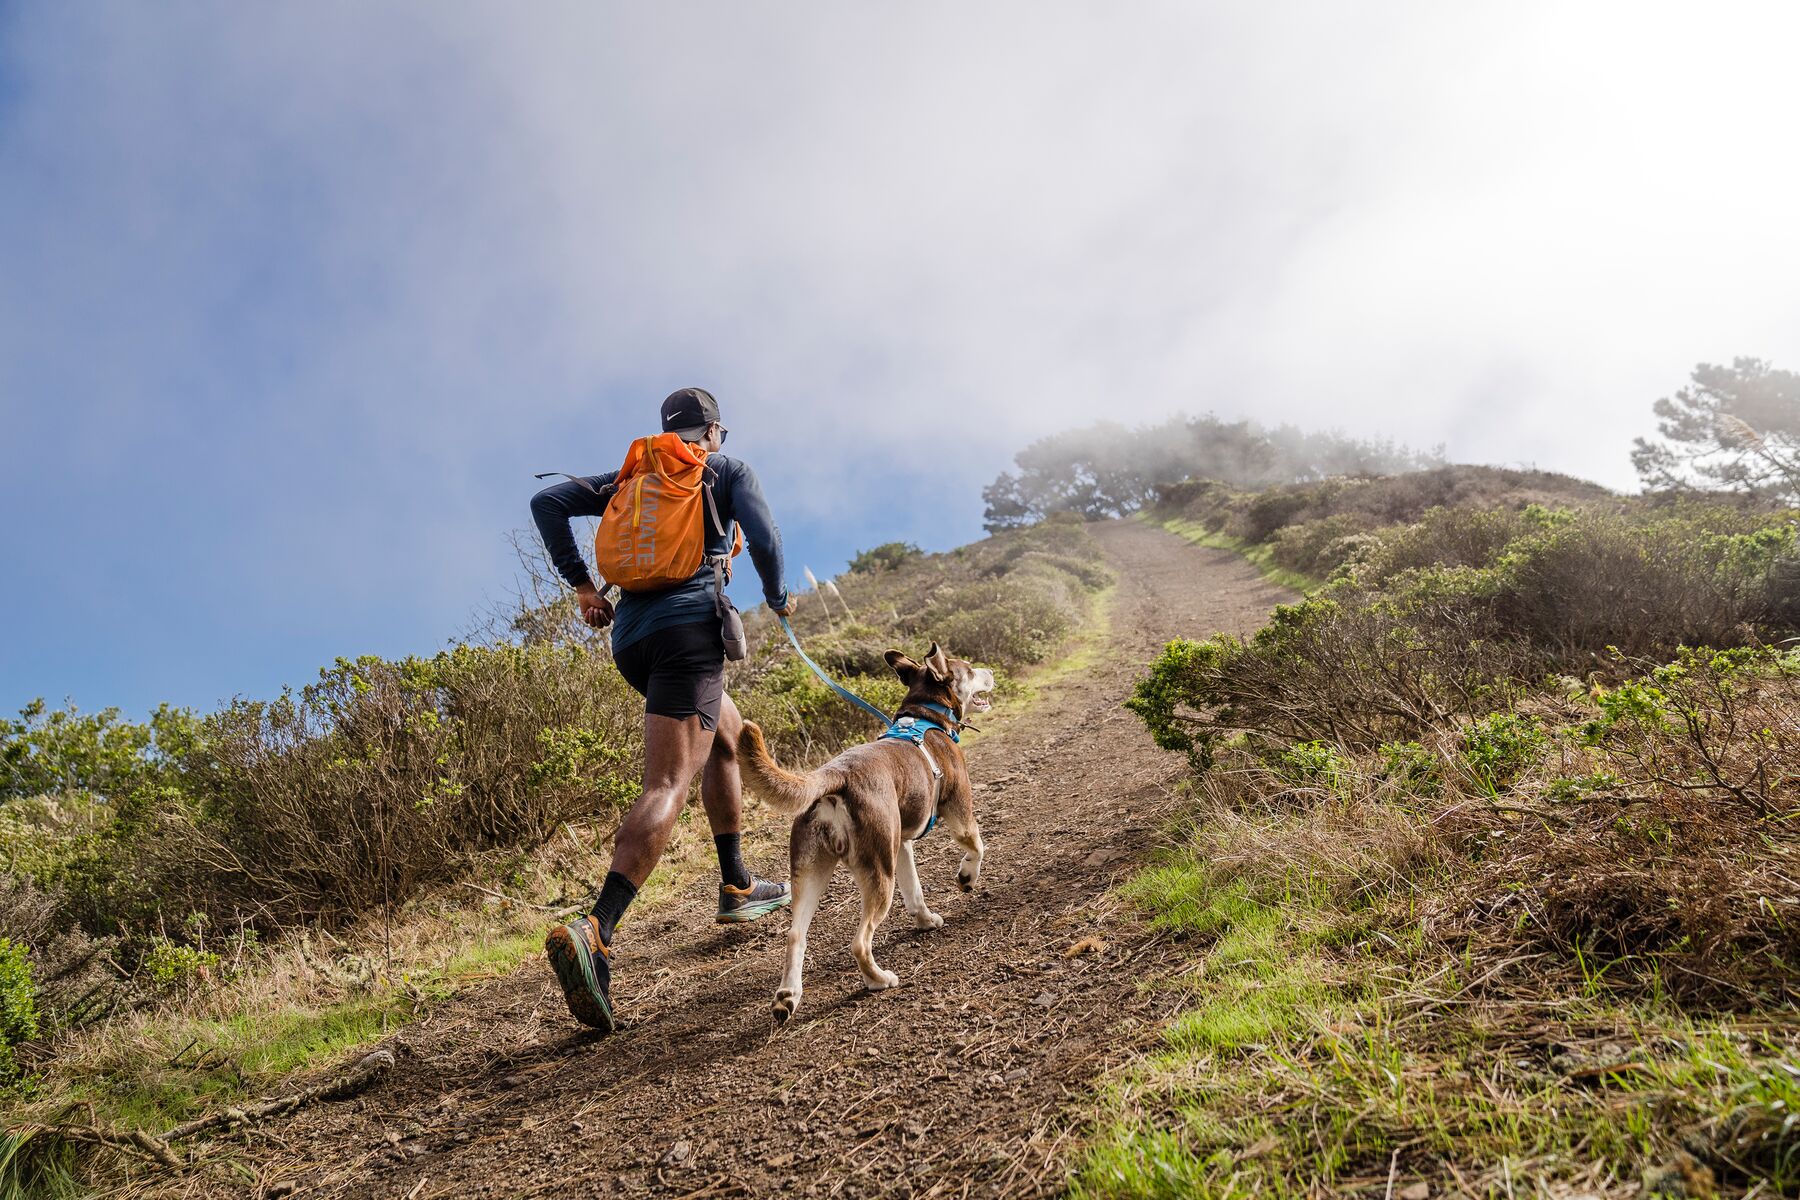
[1633, 358, 1800, 502]
[980, 472, 1034, 533]
[979, 413, 1441, 530]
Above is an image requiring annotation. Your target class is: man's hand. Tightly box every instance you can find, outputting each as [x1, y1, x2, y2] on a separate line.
[771, 594, 800, 618]
[576, 583, 615, 628]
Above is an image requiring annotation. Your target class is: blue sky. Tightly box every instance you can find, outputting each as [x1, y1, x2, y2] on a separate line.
[4, 3, 1799, 717]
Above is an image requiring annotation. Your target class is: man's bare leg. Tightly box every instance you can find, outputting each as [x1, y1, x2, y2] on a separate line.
[545, 711, 713, 1032]
[611, 713, 716, 887]
[701, 693, 744, 837]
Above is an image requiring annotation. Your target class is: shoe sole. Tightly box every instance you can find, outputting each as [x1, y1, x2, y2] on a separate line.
[716, 892, 793, 924]
[544, 924, 616, 1032]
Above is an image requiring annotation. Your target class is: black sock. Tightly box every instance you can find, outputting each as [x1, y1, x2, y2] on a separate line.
[714, 833, 751, 889]
[589, 871, 637, 946]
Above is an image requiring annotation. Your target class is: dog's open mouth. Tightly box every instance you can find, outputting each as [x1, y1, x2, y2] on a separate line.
[968, 689, 993, 715]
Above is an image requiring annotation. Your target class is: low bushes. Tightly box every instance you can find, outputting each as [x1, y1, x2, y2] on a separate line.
[4, 644, 645, 940]
[846, 541, 922, 574]
[1141, 644, 1800, 1007]
[1130, 503, 1800, 765]
[1131, 488, 1800, 1005]
[170, 644, 645, 929]
[1148, 464, 1615, 581]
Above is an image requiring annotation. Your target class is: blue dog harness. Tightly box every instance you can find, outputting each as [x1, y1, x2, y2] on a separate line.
[881, 703, 960, 838]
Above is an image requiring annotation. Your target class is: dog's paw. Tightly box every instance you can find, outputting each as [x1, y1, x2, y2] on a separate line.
[957, 853, 982, 893]
[772, 989, 800, 1023]
[863, 968, 900, 991]
[914, 910, 944, 931]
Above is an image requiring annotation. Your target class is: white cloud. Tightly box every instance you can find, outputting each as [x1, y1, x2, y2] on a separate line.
[5, 0, 1800, 707]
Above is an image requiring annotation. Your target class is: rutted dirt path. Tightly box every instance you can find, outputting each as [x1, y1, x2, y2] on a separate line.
[251, 521, 1290, 1199]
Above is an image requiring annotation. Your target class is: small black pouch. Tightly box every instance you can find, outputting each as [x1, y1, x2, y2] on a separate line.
[712, 555, 749, 662]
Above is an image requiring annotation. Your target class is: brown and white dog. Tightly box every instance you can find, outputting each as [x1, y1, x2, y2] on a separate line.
[737, 643, 995, 1022]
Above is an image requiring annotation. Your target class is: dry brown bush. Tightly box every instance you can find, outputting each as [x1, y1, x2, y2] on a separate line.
[1433, 653, 1800, 1006]
[1179, 763, 1452, 912]
[164, 643, 644, 929]
[1183, 650, 1800, 1008]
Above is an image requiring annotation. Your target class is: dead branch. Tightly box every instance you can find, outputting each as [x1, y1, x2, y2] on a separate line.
[18, 1048, 395, 1172]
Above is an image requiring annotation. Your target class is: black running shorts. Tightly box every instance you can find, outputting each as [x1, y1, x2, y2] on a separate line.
[612, 619, 726, 730]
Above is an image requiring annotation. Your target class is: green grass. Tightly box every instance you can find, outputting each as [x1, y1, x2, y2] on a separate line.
[0, 1129, 86, 1200]
[1143, 515, 1319, 594]
[31, 923, 549, 1143]
[1077, 841, 1800, 1198]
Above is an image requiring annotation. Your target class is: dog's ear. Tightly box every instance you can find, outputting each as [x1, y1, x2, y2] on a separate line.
[925, 642, 950, 681]
[885, 648, 920, 679]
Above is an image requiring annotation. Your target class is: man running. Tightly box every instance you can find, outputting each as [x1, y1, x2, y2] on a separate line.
[531, 387, 797, 1031]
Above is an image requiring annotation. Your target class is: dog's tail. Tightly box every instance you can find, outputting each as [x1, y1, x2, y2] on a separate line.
[737, 721, 847, 816]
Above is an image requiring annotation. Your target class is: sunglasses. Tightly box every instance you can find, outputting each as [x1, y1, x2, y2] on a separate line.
[715, 423, 729, 446]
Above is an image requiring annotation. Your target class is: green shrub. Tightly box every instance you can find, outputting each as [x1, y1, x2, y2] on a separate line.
[1355, 504, 1535, 584]
[1131, 502, 1800, 780]
[0, 938, 39, 1083]
[1583, 679, 1670, 742]
[993, 550, 1114, 592]
[4, 642, 648, 936]
[1232, 490, 1315, 544]
[1125, 638, 1229, 767]
[1151, 465, 1611, 558]
[1276, 740, 1351, 798]
[1377, 740, 1441, 797]
[919, 578, 1079, 665]
[142, 938, 221, 993]
[1265, 513, 1375, 578]
[1459, 712, 1548, 791]
[163, 642, 646, 929]
[736, 660, 906, 761]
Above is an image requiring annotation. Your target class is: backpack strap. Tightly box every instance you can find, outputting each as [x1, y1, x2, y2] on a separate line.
[701, 462, 738, 589]
[532, 471, 616, 502]
[701, 464, 730, 541]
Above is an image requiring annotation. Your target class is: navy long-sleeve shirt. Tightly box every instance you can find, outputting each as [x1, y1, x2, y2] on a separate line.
[530, 454, 789, 651]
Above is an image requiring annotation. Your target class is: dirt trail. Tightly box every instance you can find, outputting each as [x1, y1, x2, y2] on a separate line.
[255, 521, 1290, 1199]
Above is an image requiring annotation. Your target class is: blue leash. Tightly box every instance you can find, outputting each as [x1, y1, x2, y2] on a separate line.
[778, 615, 895, 730]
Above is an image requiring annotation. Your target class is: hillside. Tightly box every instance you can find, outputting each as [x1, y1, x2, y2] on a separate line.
[5, 469, 1799, 1198]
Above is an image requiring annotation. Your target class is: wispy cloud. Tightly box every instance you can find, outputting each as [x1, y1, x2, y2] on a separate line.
[3, 2, 1798, 712]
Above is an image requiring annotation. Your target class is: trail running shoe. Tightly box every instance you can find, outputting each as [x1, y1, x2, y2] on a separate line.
[716, 876, 792, 923]
[544, 914, 615, 1032]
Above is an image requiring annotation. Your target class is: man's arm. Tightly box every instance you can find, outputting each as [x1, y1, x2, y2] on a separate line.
[529, 475, 618, 622]
[722, 459, 791, 612]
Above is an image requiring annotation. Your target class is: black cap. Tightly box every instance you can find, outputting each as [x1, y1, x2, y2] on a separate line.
[661, 387, 721, 433]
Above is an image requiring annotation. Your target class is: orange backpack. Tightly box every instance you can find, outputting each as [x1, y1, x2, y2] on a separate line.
[594, 433, 742, 593]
